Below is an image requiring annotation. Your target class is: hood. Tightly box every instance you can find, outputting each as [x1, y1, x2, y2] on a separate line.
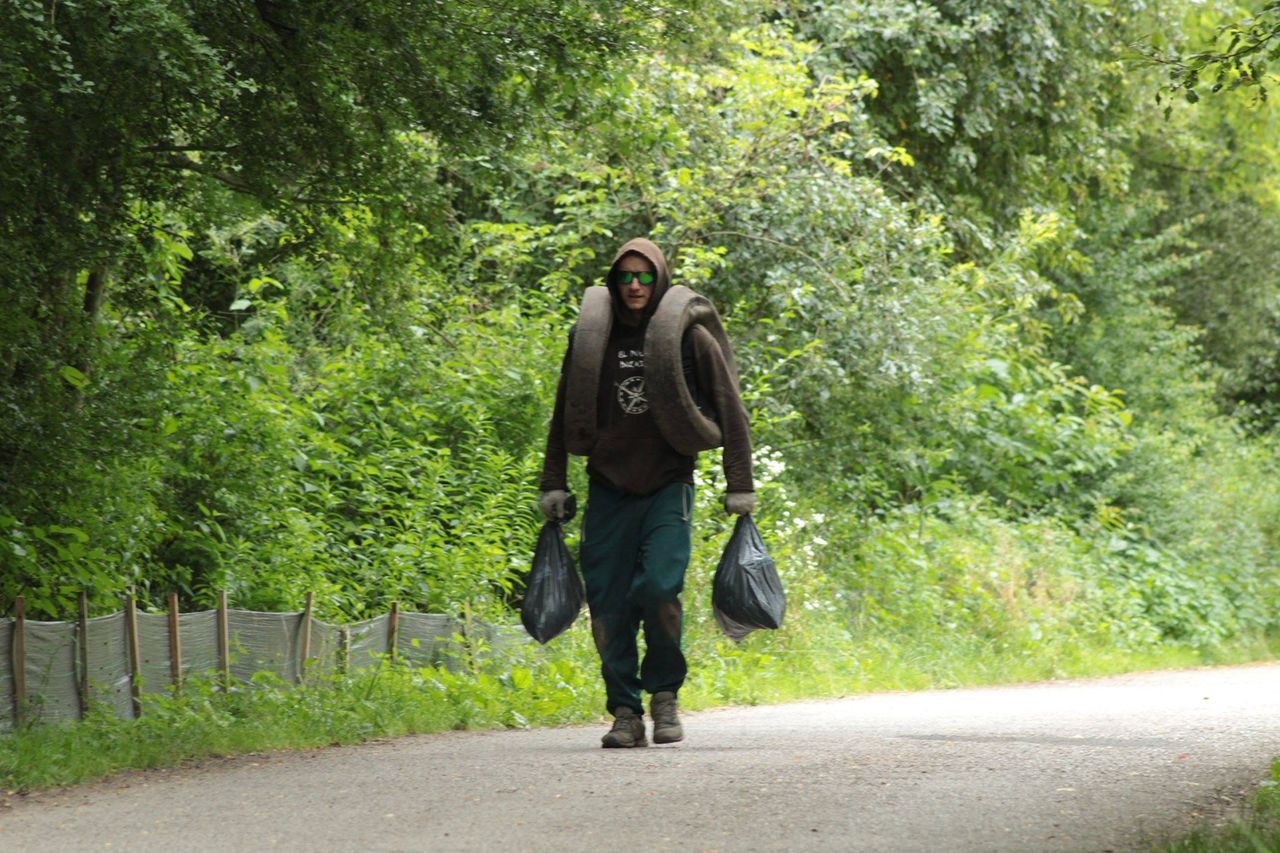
[606, 237, 672, 325]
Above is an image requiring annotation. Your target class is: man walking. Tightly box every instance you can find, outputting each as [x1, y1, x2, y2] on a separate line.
[539, 238, 754, 748]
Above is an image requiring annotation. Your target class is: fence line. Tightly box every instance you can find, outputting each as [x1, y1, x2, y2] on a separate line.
[2, 594, 528, 730]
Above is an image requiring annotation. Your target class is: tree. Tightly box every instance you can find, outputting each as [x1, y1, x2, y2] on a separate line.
[787, 0, 1154, 240]
[0, 0, 690, 614]
[0, 0, 688, 472]
[0, 0, 686, 311]
[1147, 1, 1280, 105]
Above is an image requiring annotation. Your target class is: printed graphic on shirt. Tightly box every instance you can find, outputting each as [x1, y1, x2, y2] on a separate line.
[618, 348, 645, 369]
[617, 375, 648, 415]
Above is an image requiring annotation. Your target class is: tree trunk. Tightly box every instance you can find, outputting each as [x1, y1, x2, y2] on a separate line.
[82, 267, 107, 320]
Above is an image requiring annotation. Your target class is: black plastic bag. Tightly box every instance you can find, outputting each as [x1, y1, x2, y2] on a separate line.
[522, 521, 585, 644]
[712, 515, 785, 642]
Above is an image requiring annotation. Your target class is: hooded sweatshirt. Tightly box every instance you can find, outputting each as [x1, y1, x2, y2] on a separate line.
[540, 238, 754, 497]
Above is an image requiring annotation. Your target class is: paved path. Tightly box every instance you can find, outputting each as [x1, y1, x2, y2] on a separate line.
[3, 663, 1279, 851]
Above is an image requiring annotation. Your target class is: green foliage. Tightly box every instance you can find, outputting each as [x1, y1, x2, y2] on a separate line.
[0, 0, 1277, 755]
[456, 27, 1138, 520]
[1148, 1, 1280, 105]
[0, 0, 692, 615]
[0, 641, 600, 792]
[790, 0, 1155, 233]
[0, 568, 1250, 794]
[231, 294, 559, 616]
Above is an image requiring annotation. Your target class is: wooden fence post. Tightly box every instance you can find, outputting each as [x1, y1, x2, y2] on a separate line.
[168, 592, 182, 693]
[77, 591, 90, 719]
[387, 601, 400, 663]
[124, 590, 141, 718]
[338, 626, 351, 675]
[216, 591, 230, 690]
[461, 600, 477, 670]
[12, 596, 25, 726]
[297, 592, 313, 684]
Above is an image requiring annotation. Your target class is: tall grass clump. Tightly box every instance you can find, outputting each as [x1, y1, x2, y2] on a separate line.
[1162, 761, 1280, 852]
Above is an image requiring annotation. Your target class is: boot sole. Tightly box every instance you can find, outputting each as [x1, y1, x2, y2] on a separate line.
[601, 738, 649, 748]
[653, 730, 683, 744]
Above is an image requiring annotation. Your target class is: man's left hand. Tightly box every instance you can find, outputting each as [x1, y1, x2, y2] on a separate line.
[723, 492, 755, 515]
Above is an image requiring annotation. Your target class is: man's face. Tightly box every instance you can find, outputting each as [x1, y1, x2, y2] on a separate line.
[615, 254, 656, 315]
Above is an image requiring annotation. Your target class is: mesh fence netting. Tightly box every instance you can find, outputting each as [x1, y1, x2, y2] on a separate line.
[83, 613, 133, 719]
[228, 611, 302, 686]
[179, 610, 219, 679]
[396, 613, 463, 669]
[23, 620, 79, 725]
[0, 619, 11, 729]
[2, 607, 528, 728]
[137, 613, 174, 697]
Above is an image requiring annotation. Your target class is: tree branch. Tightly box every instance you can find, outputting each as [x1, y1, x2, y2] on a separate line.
[700, 230, 850, 298]
[142, 144, 239, 154]
[154, 155, 255, 194]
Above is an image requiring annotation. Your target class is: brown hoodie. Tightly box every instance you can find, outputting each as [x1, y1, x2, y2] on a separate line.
[540, 239, 754, 497]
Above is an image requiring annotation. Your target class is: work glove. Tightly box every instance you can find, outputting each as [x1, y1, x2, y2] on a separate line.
[538, 489, 570, 522]
[723, 491, 756, 515]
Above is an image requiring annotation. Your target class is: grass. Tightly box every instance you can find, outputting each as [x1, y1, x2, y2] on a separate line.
[1159, 761, 1280, 852]
[0, 639, 602, 793]
[2, 617, 1274, 794]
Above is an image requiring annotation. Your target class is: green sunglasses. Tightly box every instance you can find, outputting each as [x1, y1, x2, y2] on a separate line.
[614, 270, 656, 286]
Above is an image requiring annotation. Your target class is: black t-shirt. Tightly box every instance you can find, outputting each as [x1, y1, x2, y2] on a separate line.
[585, 320, 695, 495]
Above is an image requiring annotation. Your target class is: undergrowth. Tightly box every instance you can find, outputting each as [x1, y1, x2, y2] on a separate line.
[3, 497, 1276, 794]
[1161, 761, 1280, 853]
[1, 617, 1272, 794]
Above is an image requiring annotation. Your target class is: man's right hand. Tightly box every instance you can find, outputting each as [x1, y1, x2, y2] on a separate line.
[538, 489, 569, 521]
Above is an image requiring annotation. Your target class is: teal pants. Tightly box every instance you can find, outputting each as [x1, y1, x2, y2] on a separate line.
[581, 480, 693, 715]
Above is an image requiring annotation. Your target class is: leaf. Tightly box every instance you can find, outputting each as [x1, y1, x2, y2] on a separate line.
[229, 298, 252, 311]
[59, 365, 89, 389]
[48, 525, 89, 543]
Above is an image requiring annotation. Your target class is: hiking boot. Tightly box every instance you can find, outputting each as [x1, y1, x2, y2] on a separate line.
[601, 707, 648, 748]
[650, 691, 684, 744]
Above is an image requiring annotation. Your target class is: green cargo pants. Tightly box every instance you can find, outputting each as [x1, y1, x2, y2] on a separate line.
[580, 479, 693, 715]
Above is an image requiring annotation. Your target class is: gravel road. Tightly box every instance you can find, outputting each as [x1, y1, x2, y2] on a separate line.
[3, 662, 1279, 852]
